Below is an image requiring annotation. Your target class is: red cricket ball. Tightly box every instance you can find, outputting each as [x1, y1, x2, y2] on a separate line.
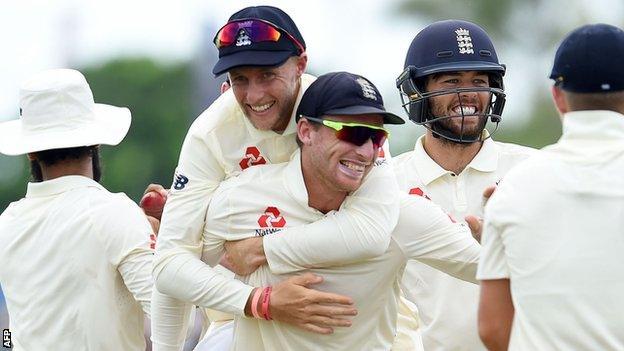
[140, 191, 166, 220]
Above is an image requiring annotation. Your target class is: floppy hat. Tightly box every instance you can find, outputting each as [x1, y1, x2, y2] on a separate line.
[0, 69, 131, 156]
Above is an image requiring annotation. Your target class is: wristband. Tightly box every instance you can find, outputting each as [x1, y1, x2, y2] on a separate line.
[261, 286, 272, 320]
[251, 288, 263, 319]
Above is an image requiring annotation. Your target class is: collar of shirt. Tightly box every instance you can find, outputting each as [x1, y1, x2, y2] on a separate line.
[242, 73, 315, 140]
[545, 110, 624, 162]
[412, 130, 498, 185]
[282, 149, 311, 210]
[561, 110, 624, 142]
[26, 175, 104, 198]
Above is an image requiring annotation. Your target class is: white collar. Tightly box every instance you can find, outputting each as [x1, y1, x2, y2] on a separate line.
[26, 175, 104, 198]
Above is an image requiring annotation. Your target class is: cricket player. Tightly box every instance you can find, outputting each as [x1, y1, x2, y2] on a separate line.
[151, 6, 405, 350]
[0, 69, 154, 350]
[200, 71, 481, 350]
[394, 20, 535, 350]
[478, 23, 624, 351]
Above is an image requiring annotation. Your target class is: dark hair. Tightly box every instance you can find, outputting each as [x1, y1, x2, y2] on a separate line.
[30, 146, 101, 182]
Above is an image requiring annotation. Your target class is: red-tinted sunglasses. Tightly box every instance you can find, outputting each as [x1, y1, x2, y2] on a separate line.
[213, 18, 305, 54]
[304, 116, 389, 149]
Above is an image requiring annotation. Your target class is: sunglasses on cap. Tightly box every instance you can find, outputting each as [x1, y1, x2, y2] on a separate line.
[213, 18, 305, 54]
[303, 116, 389, 149]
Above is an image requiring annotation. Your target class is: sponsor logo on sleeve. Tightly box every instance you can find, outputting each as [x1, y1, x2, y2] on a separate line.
[239, 146, 267, 170]
[172, 173, 189, 190]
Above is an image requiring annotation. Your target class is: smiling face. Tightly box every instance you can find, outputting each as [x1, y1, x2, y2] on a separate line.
[300, 114, 383, 197]
[425, 71, 491, 140]
[229, 55, 307, 133]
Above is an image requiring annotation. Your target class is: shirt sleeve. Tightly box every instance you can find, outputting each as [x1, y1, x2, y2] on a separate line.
[151, 123, 229, 350]
[263, 162, 400, 274]
[150, 289, 194, 351]
[93, 195, 154, 317]
[477, 179, 513, 280]
[393, 193, 481, 284]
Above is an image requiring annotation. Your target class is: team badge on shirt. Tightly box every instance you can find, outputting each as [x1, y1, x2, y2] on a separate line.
[256, 206, 286, 236]
[239, 146, 267, 170]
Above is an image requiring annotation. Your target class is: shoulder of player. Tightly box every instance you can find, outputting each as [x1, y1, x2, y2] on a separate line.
[492, 140, 538, 158]
[86, 189, 149, 227]
[212, 163, 289, 201]
[187, 89, 244, 138]
[300, 73, 317, 90]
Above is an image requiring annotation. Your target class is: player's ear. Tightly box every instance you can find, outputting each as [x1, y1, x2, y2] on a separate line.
[297, 117, 314, 146]
[550, 86, 569, 115]
[294, 52, 307, 76]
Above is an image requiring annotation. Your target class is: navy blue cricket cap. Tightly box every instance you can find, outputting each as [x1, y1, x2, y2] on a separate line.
[297, 72, 405, 124]
[550, 23, 624, 93]
[212, 6, 306, 76]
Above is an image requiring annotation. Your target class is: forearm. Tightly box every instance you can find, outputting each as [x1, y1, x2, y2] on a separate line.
[154, 252, 254, 315]
[264, 164, 399, 274]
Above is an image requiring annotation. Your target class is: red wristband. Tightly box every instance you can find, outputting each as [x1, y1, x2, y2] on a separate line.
[261, 286, 272, 320]
[251, 288, 263, 319]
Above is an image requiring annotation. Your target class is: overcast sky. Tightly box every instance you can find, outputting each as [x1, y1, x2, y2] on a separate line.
[1, 0, 622, 128]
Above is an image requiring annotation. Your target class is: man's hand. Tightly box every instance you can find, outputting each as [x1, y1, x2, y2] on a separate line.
[223, 237, 267, 275]
[465, 185, 497, 243]
[146, 215, 161, 235]
[139, 183, 168, 220]
[268, 273, 357, 334]
[465, 215, 483, 243]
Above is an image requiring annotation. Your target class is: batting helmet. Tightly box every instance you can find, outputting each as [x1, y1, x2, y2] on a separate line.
[396, 20, 506, 143]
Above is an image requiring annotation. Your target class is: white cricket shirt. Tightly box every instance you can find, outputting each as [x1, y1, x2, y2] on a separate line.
[151, 73, 401, 350]
[478, 110, 624, 350]
[0, 176, 153, 351]
[201, 150, 480, 351]
[392, 134, 535, 351]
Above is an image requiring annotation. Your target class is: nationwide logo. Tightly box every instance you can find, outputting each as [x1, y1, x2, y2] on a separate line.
[409, 187, 431, 200]
[239, 146, 267, 170]
[256, 206, 286, 236]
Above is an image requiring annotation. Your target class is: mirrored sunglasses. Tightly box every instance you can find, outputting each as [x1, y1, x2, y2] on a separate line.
[213, 18, 305, 54]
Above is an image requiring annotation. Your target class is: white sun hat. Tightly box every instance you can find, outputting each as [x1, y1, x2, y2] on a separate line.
[0, 68, 131, 156]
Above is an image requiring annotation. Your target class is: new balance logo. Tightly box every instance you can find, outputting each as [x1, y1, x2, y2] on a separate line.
[173, 173, 189, 190]
[239, 146, 267, 170]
